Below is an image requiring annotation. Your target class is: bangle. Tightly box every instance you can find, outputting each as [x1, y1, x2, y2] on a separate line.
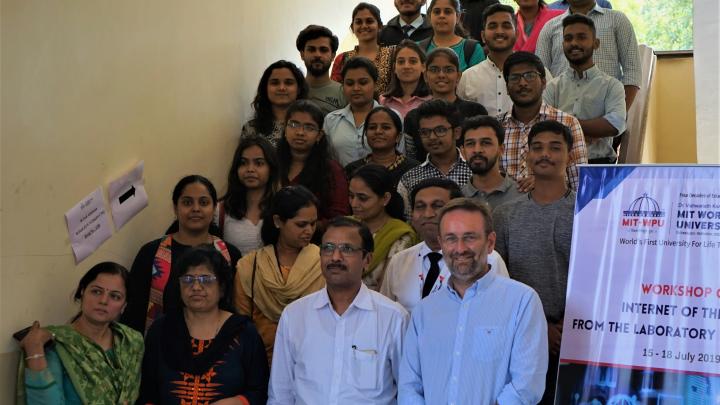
[25, 353, 45, 361]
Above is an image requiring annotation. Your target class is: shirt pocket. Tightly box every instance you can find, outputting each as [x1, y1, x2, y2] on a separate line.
[350, 347, 378, 390]
[472, 326, 505, 362]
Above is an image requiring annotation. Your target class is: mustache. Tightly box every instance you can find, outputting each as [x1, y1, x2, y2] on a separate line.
[326, 263, 347, 271]
[535, 158, 554, 165]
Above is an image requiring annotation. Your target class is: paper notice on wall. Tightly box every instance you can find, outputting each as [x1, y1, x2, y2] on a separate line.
[65, 187, 113, 263]
[108, 161, 148, 230]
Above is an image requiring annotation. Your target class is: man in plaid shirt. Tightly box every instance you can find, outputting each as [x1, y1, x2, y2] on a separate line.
[397, 99, 472, 220]
[497, 51, 587, 190]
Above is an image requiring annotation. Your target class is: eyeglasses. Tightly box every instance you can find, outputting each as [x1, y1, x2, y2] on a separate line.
[320, 243, 365, 256]
[507, 71, 541, 83]
[287, 120, 319, 133]
[427, 66, 457, 74]
[179, 274, 218, 286]
[418, 125, 452, 139]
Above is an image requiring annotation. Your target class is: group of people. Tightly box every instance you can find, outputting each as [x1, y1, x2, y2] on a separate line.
[16, 0, 642, 403]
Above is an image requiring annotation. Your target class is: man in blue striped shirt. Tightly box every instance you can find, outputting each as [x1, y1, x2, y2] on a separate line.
[399, 198, 548, 405]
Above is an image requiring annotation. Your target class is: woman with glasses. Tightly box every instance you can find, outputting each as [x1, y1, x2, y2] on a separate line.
[17, 262, 144, 404]
[344, 106, 419, 187]
[404, 48, 488, 161]
[419, 0, 485, 72]
[330, 2, 395, 95]
[122, 175, 242, 334]
[138, 246, 269, 405]
[235, 186, 325, 365]
[217, 136, 281, 256]
[348, 165, 416, 291]
[278, 100, 350, 222]
[241, 60, 309, 146]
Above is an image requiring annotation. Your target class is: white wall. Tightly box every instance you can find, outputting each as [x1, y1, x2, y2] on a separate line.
[0, 0, 396, 401]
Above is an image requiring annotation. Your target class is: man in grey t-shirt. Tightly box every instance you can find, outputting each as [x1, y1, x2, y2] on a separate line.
[492, 119, 575, 405]
[296, 25, 347, 116]
[460, 115, 524, 210]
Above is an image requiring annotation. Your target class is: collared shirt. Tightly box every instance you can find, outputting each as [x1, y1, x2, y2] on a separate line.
[544, 65, 627, 160]
[398, 272, 548, 405]
[497, 103, 588, 189]
[269, 284, 409, 405]
[402, 14, 424, 37]
[457, 59, 553, 116]
[397, 150, 472, 219]
[380, 241, 509, 313]
[324, 101, 382, 166]
[462, 173, 526, 210]
[536, 4, 641, 87]
[457, 58, 512, 116]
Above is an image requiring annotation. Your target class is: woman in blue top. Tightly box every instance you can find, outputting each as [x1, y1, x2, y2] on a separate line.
[420, 0, 485, 72]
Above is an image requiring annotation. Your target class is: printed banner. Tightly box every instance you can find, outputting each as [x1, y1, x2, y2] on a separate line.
[556, 165, 720, 404]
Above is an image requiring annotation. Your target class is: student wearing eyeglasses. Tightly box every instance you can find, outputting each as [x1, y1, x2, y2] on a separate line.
[277, 100, 350, 223]
[403, 48, 488, 162]
[397, 99, 473, 220]
[234, 186, 325, 366]
[269, 216, 409, 405]
[138, 246, 269, 405]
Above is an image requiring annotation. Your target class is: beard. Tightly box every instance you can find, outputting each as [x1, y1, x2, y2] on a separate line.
[448, 252, 486, 282]
[566, 50, 593, 67]
[469, 154, 498, 175]
[306, 59, 331, 77]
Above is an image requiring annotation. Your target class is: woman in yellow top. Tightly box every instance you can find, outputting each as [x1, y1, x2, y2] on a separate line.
[234, 186, 324, 365]
[348, 164, 417, 291]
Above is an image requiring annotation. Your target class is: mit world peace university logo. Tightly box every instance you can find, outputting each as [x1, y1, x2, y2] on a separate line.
[622, 193, 666, 227]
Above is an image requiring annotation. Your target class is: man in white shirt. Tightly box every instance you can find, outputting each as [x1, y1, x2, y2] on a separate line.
[381, 178, 508, 313]
[457, 4, 518, 116]
[269, 216, 409, 405]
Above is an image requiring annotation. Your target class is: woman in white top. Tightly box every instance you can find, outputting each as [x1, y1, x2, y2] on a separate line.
[216, 136, 281, 255]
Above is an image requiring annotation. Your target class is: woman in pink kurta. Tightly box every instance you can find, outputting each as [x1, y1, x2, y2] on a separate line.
[513, 0, 563, 53]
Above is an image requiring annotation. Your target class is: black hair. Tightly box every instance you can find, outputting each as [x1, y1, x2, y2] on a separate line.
[351, 2, 384, 33]
[72, 262, 130, 322]
[528, 119, 573, 149]
[438, 197, 494, 236]
[409, 177, 463, 208]
[415, 98, 461, 128]
[426, 47, 460, 70]
[460, 115, 505, 145]
[251, 60, 309, 136]
[296, 24, 339, 53]
[562, 13, 597, 37]
[341, 56, 379, 83]
[482, 3, 517, 29]
[361, 106, 403, 151]
[276, 100, 334, 210]
[221, 136, 281, 220]
[350, 164, 405, 220]
[260, 185, 319, 245]
[74, 262, 130, 302]
[176, 245, 235, 313]
[324, 216, 374, 254]
[172, 175, 218, 206]
[428, 0, 470, 37]
[383, 40, 430, 99]
[503, 51, 546, 82]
